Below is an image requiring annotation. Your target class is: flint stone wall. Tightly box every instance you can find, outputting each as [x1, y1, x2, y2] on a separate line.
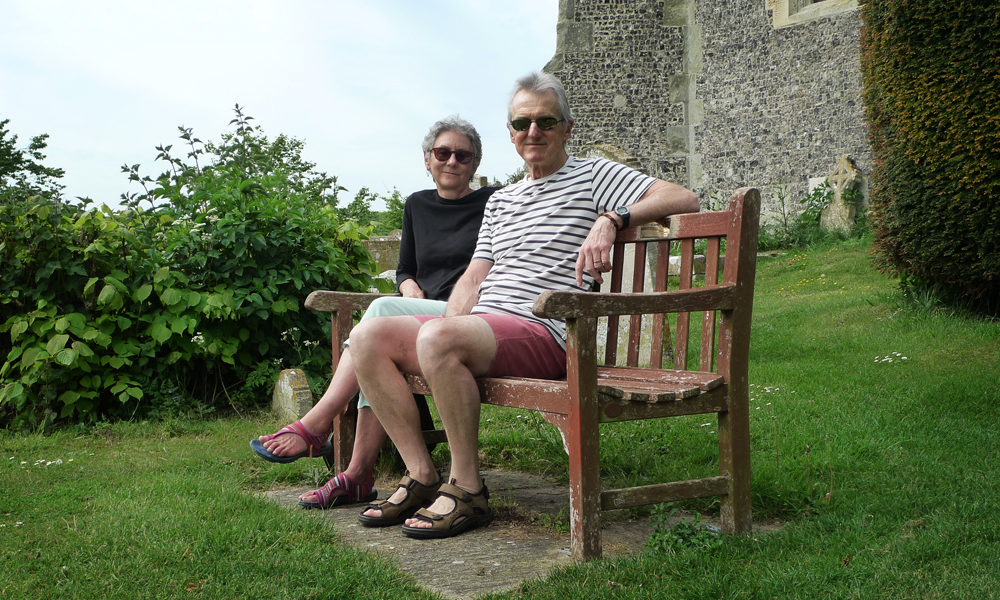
[545, 0, 872, 223]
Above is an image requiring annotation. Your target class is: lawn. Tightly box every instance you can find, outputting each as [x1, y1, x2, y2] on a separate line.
[3, 237, 998, 599]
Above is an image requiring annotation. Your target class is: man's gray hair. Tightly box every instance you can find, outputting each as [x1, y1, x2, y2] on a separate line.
[421, 116, 483, 179]
[507, 72, 573, 123]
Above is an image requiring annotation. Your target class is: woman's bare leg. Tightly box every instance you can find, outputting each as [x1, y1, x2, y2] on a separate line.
[259, 348, 361, 457]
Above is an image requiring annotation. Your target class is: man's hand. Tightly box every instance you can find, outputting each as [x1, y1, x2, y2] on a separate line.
[574, 180, 700, 287]
[445, 259, 492, 317]
[399, 279, 424, 299]
[575, 214, 619, 286]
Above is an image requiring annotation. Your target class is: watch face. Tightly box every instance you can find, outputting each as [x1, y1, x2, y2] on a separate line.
[614, 205, 630, 227]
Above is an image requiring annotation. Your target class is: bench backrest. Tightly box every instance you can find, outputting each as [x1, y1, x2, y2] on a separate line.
[600, 189, 759, 378]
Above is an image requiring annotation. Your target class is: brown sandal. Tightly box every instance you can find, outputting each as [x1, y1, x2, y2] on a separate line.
[357, 471, 442, 528]
[401, 479, 493, 539]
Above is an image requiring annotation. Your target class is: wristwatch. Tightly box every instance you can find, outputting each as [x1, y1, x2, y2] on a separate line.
[614, 205, 631, 230]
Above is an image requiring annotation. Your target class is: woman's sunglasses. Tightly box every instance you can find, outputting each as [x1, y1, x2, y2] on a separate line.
[430, 147, 476, 164]
[509, 116, 565, 131]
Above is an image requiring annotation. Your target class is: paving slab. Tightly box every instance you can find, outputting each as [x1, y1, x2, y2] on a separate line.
[261, 469, 655, 599]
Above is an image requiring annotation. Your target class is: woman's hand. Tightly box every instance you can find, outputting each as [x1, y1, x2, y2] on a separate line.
[399, 279, 425, 299]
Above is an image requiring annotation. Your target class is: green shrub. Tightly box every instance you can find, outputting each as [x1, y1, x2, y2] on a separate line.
[0, 109, 379, 429]
[860, 0, 1000, 315]
[0, 118, 65, 203]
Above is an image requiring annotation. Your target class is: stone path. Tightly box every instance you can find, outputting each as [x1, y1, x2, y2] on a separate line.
[262, 469, 655, 599]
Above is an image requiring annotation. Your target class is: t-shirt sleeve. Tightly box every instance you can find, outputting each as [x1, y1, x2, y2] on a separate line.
[471, 203, 494, 264]
[591, 159, 658, 213]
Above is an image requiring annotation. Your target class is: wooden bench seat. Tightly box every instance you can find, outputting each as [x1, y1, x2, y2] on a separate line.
[305, 187, 761, 560]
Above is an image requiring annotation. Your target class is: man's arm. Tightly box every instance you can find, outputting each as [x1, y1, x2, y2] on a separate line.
[445, 259, 493, 317]
[575, 180, 699, 285]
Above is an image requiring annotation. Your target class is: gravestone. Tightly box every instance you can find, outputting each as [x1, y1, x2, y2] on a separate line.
[272, 369, 313, 423]
[362, 230, 402, 274]
[820, 155, 865, 234]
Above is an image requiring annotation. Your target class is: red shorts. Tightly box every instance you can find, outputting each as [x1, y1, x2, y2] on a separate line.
[412, 314, 567, 379]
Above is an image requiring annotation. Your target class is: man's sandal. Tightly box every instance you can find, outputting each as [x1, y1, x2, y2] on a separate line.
[249, 420, 332, 464]
[298, 473, 378, 510]
[401, 479, 494, 539]
[358, 472, 442, 528]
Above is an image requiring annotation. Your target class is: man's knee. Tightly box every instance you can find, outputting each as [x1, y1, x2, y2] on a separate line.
[416, 317, 496, 374]
[414, 320, 451, 367]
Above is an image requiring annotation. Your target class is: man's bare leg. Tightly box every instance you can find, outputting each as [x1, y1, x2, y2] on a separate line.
[404, 316, 497, 528]
[351, 316, 439, 518]
[259, 348, 362, 457]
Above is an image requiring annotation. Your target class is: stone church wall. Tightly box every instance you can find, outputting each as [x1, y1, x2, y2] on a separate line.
[545, 0, 871, 221]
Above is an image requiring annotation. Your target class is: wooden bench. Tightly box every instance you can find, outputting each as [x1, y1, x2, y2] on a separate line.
[305, 187, 761, 560]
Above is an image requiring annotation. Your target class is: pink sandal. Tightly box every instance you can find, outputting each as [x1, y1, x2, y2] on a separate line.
[298, 474, 378, 509]
[249, 420, 332, 463]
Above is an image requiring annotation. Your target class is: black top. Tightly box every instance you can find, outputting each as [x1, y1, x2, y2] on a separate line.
[396, 186, 498, 302]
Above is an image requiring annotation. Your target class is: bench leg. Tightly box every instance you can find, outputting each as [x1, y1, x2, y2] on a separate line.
[324, 394, 358, 473]
[565, 317, 602, 560]
[718, 397, 752, 534]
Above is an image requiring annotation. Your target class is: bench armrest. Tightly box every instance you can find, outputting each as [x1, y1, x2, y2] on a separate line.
[304, 290, 400, 314]
[532, 285, 736, 319]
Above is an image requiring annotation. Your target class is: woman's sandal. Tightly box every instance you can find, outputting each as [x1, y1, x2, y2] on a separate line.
[401, 479, 494, 540]
[249, 420, 332, 464]
[357, 471, 442, 528]
[298, 473, 377, 510]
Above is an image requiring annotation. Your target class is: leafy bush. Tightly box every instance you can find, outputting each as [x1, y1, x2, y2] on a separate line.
[338, 186, 406, 236]
[0, 118, 65, 202]
[0, 109, 379, 429]
[860, 0, 1000, 315]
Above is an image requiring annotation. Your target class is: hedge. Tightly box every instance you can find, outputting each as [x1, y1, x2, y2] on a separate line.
[860, 0, 1000, 313]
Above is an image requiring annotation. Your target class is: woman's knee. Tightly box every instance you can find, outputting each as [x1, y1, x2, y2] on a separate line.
[348, 317, 385, 356]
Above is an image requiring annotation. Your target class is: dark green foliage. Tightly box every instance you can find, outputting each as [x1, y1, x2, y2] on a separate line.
[860, 0, 1000, 314]
[0, 109, 379, 429]
[0, 119, 65, 203]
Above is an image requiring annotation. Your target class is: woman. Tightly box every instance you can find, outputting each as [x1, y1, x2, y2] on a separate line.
[251, 116, 498, 509]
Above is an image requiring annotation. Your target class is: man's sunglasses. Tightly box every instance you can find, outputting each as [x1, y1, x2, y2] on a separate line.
[430, 147, 476, 164]
[509, 116, 565, 131]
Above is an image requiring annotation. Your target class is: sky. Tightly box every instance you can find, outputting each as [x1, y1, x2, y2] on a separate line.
[0, 1, 559, 209]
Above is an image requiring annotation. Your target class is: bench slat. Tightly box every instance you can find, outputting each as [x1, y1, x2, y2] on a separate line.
[305, 291, 394, 313]
[597, 366, 725, 390]
[601, 476, 730, 511]
[532, 285, 736, 319]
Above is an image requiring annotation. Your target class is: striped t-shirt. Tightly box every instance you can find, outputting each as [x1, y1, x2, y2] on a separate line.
[471, 156, 657, 349]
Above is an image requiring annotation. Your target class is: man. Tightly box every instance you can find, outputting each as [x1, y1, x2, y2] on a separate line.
[350, 72, 700, 539]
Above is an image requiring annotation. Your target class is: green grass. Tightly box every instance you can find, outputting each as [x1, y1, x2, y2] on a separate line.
[3, 237, 999, 598]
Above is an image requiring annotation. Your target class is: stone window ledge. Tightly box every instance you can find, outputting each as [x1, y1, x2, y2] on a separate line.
[766, 0, 858, 29]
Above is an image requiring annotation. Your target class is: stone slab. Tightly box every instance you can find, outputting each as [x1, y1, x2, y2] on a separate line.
[261, 469, 655, 599]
